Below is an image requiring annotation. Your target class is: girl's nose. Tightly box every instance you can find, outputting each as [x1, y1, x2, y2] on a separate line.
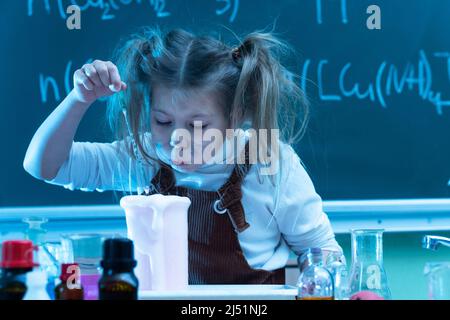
[170, 129, 186, 147]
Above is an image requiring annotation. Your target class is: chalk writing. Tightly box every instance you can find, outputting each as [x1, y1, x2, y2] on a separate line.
[434, 52, 450, 83]
[27, 0, 170, 20]
[28, 0, 240, 21]
[215, 0, 239, 23]
[302, 50, 450, 115]
[315, 0, 348, 24]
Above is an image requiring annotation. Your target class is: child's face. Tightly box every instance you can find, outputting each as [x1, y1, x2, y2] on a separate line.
[150, 85, 229, 172]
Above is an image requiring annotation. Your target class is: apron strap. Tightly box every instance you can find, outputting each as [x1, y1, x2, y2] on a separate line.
[216, 142, 251, 233]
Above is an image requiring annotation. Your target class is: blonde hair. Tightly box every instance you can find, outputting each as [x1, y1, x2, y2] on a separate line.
[107, 26, 309, 182]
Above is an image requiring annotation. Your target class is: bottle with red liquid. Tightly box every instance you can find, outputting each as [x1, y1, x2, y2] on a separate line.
[55, 263, 84, 300]
[0, 240, 38, 300]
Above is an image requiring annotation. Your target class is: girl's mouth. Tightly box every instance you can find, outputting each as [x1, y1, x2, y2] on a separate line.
[155, 143, 200, 172]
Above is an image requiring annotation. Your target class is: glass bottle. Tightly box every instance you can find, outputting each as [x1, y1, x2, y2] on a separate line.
[61, 233, 103, 300]
[347, 229, 391, 299]
[23, 270, 51, 300]
[296, 248, 334, 300]
[55, 263, 84, 300]
[98, 238, 138, 300]
[23, 217, 59, 300]
[0, 240, 38, 300]
[326, 252, 349, 300]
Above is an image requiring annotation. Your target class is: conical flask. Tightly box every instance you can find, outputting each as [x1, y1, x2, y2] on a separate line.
[348, 229, 391, 299]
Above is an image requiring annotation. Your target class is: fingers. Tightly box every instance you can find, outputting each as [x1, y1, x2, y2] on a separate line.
[92, 60, 110, 88]
[80, 60, 127, 93]
[82, 64, 102, 87]
[74, 69, 95, 91]
[106, 61, 122, 92]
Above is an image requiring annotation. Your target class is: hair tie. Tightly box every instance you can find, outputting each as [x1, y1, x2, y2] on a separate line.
[231, 46, 242, 62]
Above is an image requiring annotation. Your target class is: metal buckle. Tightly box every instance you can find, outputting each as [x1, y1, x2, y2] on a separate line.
[213, 199, 227, 214]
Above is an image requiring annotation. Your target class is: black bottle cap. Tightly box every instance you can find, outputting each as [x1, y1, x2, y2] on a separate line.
[100, 238, 137, 270]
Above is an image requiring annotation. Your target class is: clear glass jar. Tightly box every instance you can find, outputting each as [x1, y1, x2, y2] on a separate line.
[22, 217, 59, 300]
[347, 229, 391, 299]
[326, 252, 349, 300]
[297, 248, 334, 300]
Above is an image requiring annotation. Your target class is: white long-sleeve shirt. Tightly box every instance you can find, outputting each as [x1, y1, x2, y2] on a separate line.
[47, 134, 343, 270]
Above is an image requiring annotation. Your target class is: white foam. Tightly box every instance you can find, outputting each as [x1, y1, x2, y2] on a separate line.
[121, 194, 191, 290]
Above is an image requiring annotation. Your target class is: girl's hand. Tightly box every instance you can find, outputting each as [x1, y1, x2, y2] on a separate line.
[72, 60, 127, 104]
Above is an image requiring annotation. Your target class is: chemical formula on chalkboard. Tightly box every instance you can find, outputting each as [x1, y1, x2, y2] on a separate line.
[28, 0, 171, 20]
[27, 0, 240, 22]
[301, 50, 450, 115]
[28, 0, 383, 26]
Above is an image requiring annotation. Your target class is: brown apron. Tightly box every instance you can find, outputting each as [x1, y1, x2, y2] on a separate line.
[147, 143, 285, 284]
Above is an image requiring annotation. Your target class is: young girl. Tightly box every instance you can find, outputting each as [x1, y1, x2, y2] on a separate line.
[24, 27, 343, 284]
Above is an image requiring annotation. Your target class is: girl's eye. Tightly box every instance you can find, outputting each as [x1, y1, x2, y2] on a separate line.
[156, 120, 172, 126]
[190, 123, 208, 129]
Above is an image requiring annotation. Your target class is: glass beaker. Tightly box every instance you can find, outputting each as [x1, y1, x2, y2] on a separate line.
[424, 262, 450, 300]
[347, 229, 391, 299]
[61, 234, 103, 300]
[121, 194, 190, 290]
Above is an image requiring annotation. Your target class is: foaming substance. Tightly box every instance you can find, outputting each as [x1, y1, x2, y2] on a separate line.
[122, 108, 150, 195]
[121, 194, 191, 290]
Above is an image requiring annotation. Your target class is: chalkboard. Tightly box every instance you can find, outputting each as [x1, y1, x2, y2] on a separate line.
[1, 0, 449, 206]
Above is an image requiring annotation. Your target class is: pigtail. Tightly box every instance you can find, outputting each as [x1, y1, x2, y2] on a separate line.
[232, 31, 308, 145]
[231, 31, 309, 185]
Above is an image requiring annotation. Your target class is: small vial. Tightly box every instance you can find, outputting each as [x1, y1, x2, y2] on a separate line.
[297, 248, 334, 300]
[55, 263, 84, 300]
[98, 238, 138, 300]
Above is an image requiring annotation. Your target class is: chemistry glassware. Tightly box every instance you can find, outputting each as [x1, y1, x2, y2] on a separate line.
[23, 217, 48, 244]
[61, 233, 103, 300]
[121, 194, 191, 290]
[347, 229, 391, 299]
[22, 216, 59, 299]
[98, 238, 138, 300]
[424, 262, 450, 300]
[326, 251, 349, 300]
[297, 248, 334, 300]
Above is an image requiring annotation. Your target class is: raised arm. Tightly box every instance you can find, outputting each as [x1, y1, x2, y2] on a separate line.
[23, 60, 126, 180]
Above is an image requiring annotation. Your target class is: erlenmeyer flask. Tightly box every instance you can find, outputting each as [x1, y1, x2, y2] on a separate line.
[424, 262, 450, 300]
[348, 229, 391, 299]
